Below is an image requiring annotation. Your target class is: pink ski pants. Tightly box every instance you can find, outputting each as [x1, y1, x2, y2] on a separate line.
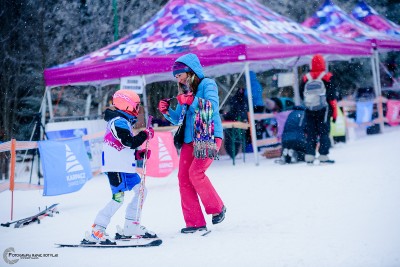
[178, 138, 224, 227]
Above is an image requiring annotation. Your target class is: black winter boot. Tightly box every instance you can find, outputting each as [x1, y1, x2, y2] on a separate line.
[181, 226, 207, 234]
[212, 206, 226, 225]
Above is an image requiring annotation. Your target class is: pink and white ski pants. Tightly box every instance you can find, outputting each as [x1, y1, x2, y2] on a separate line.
[178, 138, 224, 227]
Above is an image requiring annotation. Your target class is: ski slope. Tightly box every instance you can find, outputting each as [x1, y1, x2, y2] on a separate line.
[1, 127, 400, 267]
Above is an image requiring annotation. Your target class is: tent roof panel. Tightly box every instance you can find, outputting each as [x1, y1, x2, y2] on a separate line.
[302, 0, 400, 51]
[352, 0, 400, 38]
[44, 0, 371, 87]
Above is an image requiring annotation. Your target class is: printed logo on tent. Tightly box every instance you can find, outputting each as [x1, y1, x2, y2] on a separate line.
[303, 0, 389, 42]
[352, 1, 400, 37]
[53, 0, 351, 69]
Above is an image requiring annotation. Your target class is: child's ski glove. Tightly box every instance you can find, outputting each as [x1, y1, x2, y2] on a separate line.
[141, 127, 154, 140]
[135, 149, 151, 160]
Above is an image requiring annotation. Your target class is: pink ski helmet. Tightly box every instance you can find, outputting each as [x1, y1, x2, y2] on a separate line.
[112, 89, 141, 116]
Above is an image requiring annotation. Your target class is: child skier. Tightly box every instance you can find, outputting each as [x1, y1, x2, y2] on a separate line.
[83, 89, 156, 244]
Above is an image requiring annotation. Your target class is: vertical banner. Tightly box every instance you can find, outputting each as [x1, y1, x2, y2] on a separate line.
[39, 138, 92, 196]
[145, 131, 178, 178]
[386, 100, 400, 126]
[356, 101, 374, 124]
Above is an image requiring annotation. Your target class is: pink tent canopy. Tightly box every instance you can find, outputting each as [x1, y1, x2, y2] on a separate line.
[352, 0, 400, 38]
[302, 0, 400, 51]
[44, 0, 372, 87]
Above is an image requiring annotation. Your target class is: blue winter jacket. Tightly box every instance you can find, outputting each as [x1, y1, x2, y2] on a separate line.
[164, 53, 223, 143]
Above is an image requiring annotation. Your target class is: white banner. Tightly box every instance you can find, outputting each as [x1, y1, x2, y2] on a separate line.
[120, 76, 144, 94]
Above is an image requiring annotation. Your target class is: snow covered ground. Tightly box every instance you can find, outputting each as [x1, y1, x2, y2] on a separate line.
[1, 127, 400, 267]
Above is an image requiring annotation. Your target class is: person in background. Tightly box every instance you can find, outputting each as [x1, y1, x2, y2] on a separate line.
[158, 53, 226, 234]
[152, 116, 171, 127]
[84, 89, 156, 245]
[244, 71, 265, 113]
[224, 87, 248, 122]
[244, 71, 265, 140]
[299, 54, 337, 164]
[265, 97, 295, 113]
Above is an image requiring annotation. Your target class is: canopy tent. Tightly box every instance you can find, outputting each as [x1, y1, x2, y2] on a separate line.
[44, 0, 373, 88]
[302, 0, 400, 51]
[43, 0, 373, 165]
[352, 0, 400, 39]
[352, 0, 400, 89]
[302, 0, 400, 131]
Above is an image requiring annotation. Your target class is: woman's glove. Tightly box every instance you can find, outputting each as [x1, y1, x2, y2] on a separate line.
[158, 99, 170, 114]
[176, 92, 194, 106]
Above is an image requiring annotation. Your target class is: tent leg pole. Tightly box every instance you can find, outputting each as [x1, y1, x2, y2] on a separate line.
[371, 50, 384, 133]
[40, 88, 48, 140]
[244, 63, 259, 166]
[292, 67, 301, 106]
[142, 76, 150, 126]
[46, 87, 54, 122]
[373, 49, 384, 133]
[85, 93, 92, 120]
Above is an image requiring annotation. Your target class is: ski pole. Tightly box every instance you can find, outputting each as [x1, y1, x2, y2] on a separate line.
[135, 115, 153, 224]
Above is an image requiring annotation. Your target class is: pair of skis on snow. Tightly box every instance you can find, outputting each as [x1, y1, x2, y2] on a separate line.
[1, 203, 59, 228]
[56, 234, 163, 248]
[56, 229, 211, 248]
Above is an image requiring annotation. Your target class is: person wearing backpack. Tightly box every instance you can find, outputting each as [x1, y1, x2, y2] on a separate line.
[299, 54, 338, 164]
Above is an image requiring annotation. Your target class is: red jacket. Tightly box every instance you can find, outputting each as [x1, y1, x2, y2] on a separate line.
[300, 54, 338, 120]
[302, 54, 333, 83]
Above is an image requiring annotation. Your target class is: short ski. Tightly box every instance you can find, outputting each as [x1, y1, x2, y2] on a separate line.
[307, 160, 335, 166]
[1, 203, 59, 228]
[56, 238, 162, 248]
[114, 232, 158, 240]
[180, 230, 211, 237]
[200, 230, 212, 236]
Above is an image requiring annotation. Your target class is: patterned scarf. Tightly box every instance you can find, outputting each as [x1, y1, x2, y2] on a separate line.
[193, 98, 218, 159]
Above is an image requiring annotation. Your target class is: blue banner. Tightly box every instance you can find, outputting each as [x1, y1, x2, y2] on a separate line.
[356, 101, 374, 124]
[39, 138, 92, 196]
[46, 128, 92, 161]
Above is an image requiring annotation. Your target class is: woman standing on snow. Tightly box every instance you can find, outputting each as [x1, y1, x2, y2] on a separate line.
[158, 53, 226, 234]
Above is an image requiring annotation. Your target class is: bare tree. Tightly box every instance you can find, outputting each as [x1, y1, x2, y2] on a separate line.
[0, 0, 398, 141]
